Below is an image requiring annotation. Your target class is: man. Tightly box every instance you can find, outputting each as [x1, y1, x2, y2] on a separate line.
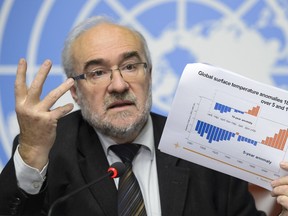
[0, 15, 287, 216]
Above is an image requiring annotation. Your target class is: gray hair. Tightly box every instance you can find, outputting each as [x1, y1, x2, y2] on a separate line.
[61, 16, 152, 78]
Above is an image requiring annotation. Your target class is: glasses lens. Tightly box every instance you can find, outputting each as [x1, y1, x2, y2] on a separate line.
[121, 63, 146, 79]
[86, 70, 111, 84]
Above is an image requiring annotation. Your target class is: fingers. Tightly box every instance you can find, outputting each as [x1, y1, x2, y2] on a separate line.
[280, 162, 288, 170]
[40, 78, 75, 112]
[27, 59, 52, 101]
[51, 103, 74, 120]
[15, 58, 28, 103]
[271, 162, 288, 210]
[15, 59, 52, 107]
[271, 162, 288, 188]
[14, 58, 75, 121]
[276, 195, 288, 211]
[15, 59, 75, 113]
[272, 183, 288, 196]
[272, 176, 288, 188]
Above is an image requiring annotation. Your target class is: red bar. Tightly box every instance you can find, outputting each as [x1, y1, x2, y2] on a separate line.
[276, 130, 284, 150]
[279, 130, 288, 151]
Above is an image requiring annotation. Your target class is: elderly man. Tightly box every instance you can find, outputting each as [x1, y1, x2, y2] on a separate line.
[0, 16, 288, 216]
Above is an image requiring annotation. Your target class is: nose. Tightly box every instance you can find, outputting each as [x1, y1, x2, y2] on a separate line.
[107, 70, 129, 93]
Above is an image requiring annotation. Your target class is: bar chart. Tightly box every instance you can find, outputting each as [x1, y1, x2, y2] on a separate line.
[195, 120, 260, 146]
[191, 95, 288, 149]
[261, 129, 288, 151]
[194, 119, 286, 149]
[182, 92, 288, 182]
[195, 120, 236, 143]
[214, 102, 260, 117]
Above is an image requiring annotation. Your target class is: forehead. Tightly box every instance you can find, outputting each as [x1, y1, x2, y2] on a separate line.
[71, 23, 144, 65]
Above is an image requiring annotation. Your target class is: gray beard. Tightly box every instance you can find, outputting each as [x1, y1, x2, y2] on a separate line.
[76, 89, 152, 141]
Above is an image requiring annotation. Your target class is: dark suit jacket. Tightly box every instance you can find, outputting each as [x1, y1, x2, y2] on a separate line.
[0, 111, 266, 216]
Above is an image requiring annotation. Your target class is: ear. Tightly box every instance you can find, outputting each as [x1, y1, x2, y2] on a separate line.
[70, 85, 79, 105]
[148, 65, 152, 76]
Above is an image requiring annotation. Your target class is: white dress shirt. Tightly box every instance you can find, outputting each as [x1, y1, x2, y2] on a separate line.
[97, 115, 161, 216]
[13, 115, 161, 216]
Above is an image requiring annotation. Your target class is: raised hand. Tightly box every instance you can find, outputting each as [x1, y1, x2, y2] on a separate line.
[271, 162, 288, 215]
[15, 59, 74, 170]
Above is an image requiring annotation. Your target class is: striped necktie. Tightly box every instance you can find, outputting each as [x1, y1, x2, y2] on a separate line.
[110, 144, 147, 216]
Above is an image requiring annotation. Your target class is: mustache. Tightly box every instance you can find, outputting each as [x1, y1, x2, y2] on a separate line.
[104, 92, 137, 107]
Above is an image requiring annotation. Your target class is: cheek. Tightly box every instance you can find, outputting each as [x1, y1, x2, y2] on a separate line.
[79, 86, 106, 112]
[87, 95, 103, 110]
[135, 82, 151, 108]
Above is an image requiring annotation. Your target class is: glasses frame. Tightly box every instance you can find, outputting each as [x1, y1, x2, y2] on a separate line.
[71, 62, 148, 84]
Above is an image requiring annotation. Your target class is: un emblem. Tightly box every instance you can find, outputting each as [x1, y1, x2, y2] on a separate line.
[0, 0, 287, 171]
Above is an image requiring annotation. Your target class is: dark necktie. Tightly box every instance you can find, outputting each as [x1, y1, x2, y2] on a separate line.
[110, 144, 147, 216]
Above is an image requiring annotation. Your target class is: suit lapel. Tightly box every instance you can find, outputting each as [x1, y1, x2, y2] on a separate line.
[77, 120, 117, 216]
[151, 113, 190, 215]
[156, 150, 190, 216]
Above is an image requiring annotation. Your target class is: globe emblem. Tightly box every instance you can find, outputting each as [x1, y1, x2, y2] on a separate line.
[0, 0, 287, 171]
[150, 0, 288, 114]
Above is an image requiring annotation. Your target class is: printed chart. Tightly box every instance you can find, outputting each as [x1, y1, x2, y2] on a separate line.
[186, 94, 287, 176]
[159, 63, 288, 190]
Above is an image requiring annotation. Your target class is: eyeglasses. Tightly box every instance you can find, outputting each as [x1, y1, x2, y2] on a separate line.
[72, 62, 148, 85]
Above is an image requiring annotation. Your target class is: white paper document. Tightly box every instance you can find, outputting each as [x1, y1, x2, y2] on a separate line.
[158, 63, 288, 190]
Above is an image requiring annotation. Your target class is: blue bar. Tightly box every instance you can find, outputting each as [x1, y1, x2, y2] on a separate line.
[219, 105, 223, 113]
[207, 123, 213, 139]
[220, 105, 224, 113]
[237, 135, 241, 141]
[228, 132, 234, 140]
[216, 129, 222, 141]
[205, 124, 210, 133]
[208, 126, 216, 143]
[214, 103, 220, 110]
[200, 122, 207, 137]
[226, 106, 231, 113]
[220, 130, 225, 141]
[195, 120, 200, 131]
[224, 131, 230, 140]
[226, 132, 230, 140]
[212, 127, 219, 142]
[197, 121, 204, 136]
[206, 125, 212, 142]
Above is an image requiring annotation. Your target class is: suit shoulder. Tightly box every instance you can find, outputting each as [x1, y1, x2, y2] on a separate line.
[150, 112, 167, 124]
[58, 110, 82, 127]
[56, 110, 85, 139]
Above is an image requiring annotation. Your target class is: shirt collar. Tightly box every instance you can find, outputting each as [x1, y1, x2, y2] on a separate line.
[96, 115, 154, 160]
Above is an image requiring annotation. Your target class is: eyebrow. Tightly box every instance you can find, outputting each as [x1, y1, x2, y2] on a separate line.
[121, 51, 141, 62]
[83, 51, 142, 72]
[83, 59, 105, 72]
